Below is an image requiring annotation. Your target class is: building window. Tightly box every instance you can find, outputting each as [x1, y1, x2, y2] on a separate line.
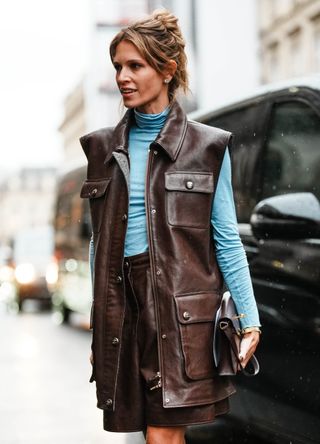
[313, 18, 320, 71]
[268, 43, 280, 82]
[289, 29, 303, 77]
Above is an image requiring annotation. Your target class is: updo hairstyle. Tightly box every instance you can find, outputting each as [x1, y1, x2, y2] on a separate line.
[109, 9, 189, 100]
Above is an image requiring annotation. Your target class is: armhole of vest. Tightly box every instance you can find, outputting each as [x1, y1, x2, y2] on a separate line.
[79, 134, 90, 159]
[227, 133, 234, 153]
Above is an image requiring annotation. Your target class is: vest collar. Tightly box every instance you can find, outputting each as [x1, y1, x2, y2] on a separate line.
[104, 100, 187, 164]
[154, 100, 188, 161]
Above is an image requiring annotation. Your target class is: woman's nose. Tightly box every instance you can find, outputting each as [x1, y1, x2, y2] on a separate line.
[117, 67, 130, 82]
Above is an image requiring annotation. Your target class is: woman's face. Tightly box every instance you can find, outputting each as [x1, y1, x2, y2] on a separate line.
[113, 40, 170, 114]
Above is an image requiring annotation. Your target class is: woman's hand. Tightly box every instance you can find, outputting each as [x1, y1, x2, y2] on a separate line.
[238, 331, 260, 369]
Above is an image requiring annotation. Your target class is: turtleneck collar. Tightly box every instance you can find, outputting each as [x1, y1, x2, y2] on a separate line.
[134, 106, 170, 131]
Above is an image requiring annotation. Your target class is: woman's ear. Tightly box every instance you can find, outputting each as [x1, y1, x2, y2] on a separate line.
[163, 60, 177, 82]
[168, 59, 177, 76]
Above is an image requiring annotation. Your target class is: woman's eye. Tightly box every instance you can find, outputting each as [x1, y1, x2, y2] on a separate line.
[131, 63, 142, 69]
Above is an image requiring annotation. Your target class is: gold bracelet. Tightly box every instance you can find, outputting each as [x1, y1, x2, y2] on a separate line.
[241, 326, 262, 334]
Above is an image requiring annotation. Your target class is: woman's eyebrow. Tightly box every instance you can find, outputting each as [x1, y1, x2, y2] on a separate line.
[113, 58, 144, 65]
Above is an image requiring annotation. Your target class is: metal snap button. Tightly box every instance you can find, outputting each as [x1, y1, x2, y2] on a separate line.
[185, 180, 194, 190]
[161, 334, 167, 340]
[183, 311, 191, 320]
[91, 188, 98, 196]
[112, 337, 119, 346]
[106, 398, 113, 406]
[122, 213, 128, 221]
[116, 275, 122, 284]
[156, 269, 161, 275]
[151, 208, 156, 214]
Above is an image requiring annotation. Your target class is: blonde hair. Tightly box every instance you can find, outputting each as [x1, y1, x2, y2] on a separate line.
[109, 9, 189, 101]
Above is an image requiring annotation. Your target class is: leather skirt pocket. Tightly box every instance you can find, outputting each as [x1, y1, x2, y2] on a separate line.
[174, 291, 220, 380]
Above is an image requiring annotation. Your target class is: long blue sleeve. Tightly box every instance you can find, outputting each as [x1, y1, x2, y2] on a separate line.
[212, 148, 261, 329]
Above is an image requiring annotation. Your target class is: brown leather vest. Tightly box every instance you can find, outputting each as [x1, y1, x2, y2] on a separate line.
[80, 100, 235, 411]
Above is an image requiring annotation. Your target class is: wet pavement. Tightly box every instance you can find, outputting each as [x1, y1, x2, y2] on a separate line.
[0, 302, 144, 444]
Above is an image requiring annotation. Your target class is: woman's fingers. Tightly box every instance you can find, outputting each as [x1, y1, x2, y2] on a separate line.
[238, 331, 260, 368]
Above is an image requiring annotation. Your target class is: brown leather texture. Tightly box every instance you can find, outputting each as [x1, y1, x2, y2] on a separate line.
[80, 100, 235, 412]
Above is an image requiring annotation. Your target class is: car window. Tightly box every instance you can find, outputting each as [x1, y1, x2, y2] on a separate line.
[261, 101, 320, 200]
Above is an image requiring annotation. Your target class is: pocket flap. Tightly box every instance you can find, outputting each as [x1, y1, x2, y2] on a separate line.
[80, 178, 111, 199]
[174, 292, 220, 324]
[165, 172, 214, 193]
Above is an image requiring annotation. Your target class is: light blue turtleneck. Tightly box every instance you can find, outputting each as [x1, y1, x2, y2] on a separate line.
[89, 106, 261, 329]
[124, 107, 170, 256]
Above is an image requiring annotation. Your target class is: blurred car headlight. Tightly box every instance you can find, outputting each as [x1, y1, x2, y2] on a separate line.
[0, 265, 15, 282]
[46, 261, 58, 285]
[15, 263, 36, 284]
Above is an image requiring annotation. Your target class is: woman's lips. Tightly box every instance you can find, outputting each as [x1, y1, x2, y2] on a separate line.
[120, 88, 137, 97]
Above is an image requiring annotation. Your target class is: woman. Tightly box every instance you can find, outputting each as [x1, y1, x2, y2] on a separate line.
[80, 9, 260, 444]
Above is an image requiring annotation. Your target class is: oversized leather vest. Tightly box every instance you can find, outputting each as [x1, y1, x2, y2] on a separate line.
[80, 100, 235, 411]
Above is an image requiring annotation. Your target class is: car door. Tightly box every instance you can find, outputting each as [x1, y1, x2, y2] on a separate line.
[240, 93, 320, 443]
[201, 89, 320, 443]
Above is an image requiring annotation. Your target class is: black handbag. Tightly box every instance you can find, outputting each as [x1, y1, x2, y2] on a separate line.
[213, 291, 260, 376]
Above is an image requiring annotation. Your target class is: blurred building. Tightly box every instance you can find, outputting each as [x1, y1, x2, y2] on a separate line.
[59, 0, 148, 169]
[59, 82, 86, 170]
[0, 168, 57, 248]
[196, 0, 259, 109]
[258, 0, 320, 83]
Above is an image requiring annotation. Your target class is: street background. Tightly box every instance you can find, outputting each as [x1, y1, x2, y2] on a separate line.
[0, 302, 144, 444]
[1, 0, 320, 443]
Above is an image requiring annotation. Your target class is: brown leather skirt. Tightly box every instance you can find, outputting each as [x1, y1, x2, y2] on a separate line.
[103, 251, 230, 432]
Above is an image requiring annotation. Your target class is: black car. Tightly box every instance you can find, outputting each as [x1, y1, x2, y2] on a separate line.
[186, 77, 320, 444]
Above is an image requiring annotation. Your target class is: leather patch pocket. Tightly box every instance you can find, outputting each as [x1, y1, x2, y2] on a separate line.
[174, 291, 219, 380]
[80, 178, 111, 233]
[165, 172, 214, 228]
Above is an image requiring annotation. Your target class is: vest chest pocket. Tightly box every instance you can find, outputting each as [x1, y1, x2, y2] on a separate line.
[165, 172, 214, 228]
[174, 291, 220, 380]
[80, 178, 111, 234]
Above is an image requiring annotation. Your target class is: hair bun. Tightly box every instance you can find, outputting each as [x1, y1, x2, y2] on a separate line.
[151, 9, 185, 46]
[152, 9, 178, 31]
